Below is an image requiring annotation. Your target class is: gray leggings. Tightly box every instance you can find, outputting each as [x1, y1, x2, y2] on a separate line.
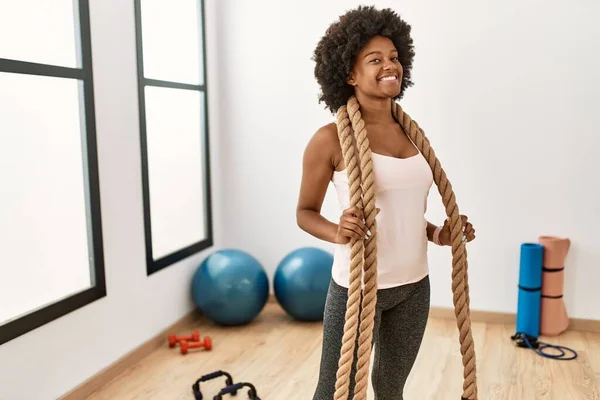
[312, 275, 430, 400]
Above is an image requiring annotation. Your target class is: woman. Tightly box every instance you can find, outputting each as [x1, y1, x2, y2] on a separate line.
[296, 6, 475, 400]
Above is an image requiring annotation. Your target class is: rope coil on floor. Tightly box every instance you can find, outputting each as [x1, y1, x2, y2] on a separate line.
[510, 332, 578, 361]
[333, 96, 478, 400]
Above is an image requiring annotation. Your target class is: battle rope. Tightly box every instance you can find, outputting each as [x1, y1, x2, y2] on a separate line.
[333, 95, 478, 400]
[333, 95, 379, 400]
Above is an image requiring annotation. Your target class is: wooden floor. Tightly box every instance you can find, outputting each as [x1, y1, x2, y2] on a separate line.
[88, 302, 600, 400]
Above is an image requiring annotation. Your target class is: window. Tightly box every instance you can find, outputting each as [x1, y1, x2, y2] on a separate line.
[0, 0, 105, 345]
[134, 0, 213, 275]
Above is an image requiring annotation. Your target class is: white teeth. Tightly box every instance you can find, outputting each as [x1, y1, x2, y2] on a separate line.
[380, 76, 397, 81]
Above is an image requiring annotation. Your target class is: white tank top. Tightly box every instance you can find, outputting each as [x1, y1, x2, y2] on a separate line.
[330, 150, 433, 289]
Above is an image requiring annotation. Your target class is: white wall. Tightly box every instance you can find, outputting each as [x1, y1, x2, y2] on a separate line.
[0, 0, 224, 399]
[217, 0, 600, 320]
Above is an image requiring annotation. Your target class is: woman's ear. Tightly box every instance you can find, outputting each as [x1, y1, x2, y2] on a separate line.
[346, 72, 356, 86]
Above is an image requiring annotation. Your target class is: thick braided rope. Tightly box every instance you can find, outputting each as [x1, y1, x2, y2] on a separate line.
[392, 101, 478, 400]
[346, 97, 379, 399]
[333, 104, 366, 400]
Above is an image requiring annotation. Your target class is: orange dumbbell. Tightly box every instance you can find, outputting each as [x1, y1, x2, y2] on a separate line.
[180, 336, 212, 355]
[168, 330, 200, 348]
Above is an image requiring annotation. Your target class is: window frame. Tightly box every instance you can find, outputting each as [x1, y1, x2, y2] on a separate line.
[0, 0, 106, 346]
[133, 0, 214, 276]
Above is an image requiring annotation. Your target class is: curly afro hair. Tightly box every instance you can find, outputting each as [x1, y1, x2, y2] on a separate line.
[313, 6, 415, 114]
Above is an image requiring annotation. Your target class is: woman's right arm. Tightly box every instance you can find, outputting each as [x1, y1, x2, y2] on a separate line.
[296, 124, 367, 244]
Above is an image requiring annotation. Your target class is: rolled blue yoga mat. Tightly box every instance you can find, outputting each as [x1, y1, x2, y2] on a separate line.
[516, 243, 544, 338]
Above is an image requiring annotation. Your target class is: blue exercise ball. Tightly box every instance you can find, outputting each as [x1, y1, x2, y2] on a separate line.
[274, 247, 333, 321]
[192, 249, 269, 326]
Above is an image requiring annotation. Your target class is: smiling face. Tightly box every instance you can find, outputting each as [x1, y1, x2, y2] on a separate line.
[347, 35, 403, 100]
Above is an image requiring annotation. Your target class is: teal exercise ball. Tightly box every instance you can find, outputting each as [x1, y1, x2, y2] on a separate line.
[191, 249, 269, 326]
[274, 247, 333, 321]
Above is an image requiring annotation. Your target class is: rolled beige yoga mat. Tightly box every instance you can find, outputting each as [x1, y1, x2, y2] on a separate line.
[538, 236, 570, 336]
